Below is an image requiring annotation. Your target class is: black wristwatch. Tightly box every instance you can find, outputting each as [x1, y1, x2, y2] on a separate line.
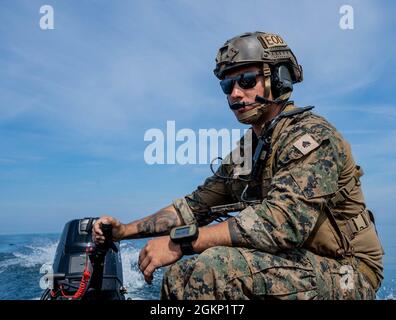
[170, 224, 199, 256]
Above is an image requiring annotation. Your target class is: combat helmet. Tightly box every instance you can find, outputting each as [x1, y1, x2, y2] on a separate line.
[214, 31, 303, 124]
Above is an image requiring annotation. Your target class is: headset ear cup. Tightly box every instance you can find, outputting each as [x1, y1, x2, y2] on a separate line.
[271, 64, 293, 99]
[270, 66, 280, 99]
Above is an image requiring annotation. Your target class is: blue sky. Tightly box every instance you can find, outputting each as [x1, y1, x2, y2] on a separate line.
[0, 0, 395, 237]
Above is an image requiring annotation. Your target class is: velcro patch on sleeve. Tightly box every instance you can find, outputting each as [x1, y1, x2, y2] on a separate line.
[293, 134, 320, 155]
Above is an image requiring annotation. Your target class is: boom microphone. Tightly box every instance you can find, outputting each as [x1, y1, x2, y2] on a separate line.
[229, 95, 278, 111]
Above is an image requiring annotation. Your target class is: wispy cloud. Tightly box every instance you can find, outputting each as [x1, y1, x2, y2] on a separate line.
[1, 0, 393, 139]
[0, 156, 45, 164]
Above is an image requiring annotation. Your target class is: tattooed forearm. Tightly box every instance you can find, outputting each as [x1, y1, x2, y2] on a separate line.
[227, 217, 249, 247]
[135, 209, 179, 238]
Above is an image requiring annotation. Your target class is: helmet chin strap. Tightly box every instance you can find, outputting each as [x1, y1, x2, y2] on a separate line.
[230, 97, 271, 124]
[229, 92, 292, 124]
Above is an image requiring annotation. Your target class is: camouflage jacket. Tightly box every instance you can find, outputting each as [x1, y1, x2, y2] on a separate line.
[173, 104, 384, 282]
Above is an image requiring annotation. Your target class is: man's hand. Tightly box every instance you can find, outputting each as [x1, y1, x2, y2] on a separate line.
[92, 216, 126, 244]
[138, 236, 182, 284]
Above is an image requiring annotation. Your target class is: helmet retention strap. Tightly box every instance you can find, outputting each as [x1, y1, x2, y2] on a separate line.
[262, 63, 272, 100]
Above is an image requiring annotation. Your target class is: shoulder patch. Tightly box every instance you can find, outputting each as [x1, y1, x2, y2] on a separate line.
[293, 134, 320, 155]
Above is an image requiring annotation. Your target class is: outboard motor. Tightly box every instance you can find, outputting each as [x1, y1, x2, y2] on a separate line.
[41, 218, 126, 300]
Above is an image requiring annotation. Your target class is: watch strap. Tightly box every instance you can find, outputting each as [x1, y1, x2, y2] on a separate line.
[180, 241, 196, 256]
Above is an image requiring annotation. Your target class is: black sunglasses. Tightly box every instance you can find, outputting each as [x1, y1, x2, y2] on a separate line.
[220, 71, 264, 95]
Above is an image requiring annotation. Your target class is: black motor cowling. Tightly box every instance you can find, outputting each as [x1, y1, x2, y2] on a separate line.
[41, 218, 125, 300]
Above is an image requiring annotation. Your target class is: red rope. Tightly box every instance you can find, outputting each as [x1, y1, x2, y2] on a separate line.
[60, 248, 92, 299]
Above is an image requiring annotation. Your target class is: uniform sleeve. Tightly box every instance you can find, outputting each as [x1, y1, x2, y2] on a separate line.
[230, 126, 344, 253]
[173, 163, 234, 226]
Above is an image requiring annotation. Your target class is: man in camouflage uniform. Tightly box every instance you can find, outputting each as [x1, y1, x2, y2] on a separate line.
[93, 32, 384, 299]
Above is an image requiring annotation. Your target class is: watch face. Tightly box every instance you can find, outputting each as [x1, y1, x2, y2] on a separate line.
[170, 225, 198, 243]
[174, 226, 191, 237]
